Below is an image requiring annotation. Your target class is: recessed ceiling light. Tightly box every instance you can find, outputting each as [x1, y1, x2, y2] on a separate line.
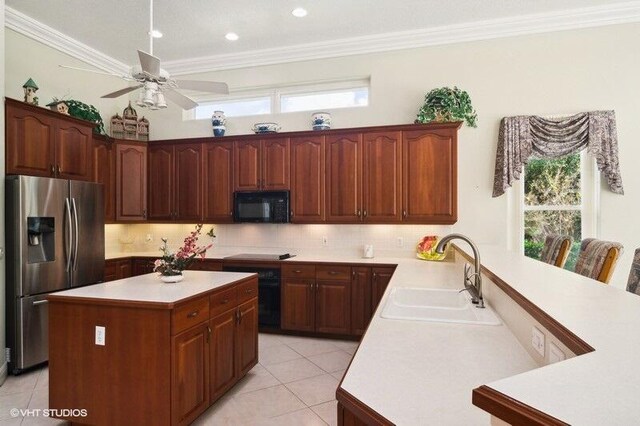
[225, 32, 239, 41]
[149, 29, 163, 38]
[291, 7, 308, 18]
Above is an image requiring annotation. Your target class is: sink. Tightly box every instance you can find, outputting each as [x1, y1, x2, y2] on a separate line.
[380, 287, 501, 326]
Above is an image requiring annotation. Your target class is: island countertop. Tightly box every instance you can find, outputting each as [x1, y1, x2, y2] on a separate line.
[48, 270, 255, 307]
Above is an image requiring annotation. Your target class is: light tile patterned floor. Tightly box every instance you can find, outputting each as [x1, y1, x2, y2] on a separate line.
[0, 334, 358, 426]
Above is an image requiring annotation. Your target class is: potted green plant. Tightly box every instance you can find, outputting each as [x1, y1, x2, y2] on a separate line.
[415, 87, 477, 128]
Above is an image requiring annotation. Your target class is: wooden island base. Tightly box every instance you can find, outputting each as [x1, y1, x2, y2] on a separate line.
[48, 273, 258, 426]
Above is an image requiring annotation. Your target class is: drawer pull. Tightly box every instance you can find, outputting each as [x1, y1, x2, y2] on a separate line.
[293, 269, 302, 273]
[245, 289, 254, 294]
[328, 271, 338, 275]
[187, 310, 199, 318]
[221, 299, 229, 304]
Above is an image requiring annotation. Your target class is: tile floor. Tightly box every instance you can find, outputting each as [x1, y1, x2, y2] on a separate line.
[0, 333, 358, 426]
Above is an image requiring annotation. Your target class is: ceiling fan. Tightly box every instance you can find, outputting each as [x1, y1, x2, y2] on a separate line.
[61, 0, 228, 110]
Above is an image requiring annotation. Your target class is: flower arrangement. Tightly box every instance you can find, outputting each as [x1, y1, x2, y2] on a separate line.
[153, 224, 212, 277]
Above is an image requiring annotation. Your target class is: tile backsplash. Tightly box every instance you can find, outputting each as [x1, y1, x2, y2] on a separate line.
[105, 223, 453, 257]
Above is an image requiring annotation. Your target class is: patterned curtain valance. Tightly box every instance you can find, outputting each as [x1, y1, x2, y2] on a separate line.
[492, 110, 623, 197]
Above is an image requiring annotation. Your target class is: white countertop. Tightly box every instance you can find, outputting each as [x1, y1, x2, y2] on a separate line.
[49, 271, 255, 305]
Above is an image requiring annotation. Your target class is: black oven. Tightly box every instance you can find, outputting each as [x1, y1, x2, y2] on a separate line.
[233, 191, 289, 223]
[222, 265, 281, 329]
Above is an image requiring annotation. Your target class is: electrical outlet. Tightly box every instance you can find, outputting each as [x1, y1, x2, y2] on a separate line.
[531, 326, 545, 357]
[322, 236, 328, 246]
[397, 237, 404, 248]
[549, 342, 566, 363]
[145, 234, 153, 243]
[95, 326, 106, 346]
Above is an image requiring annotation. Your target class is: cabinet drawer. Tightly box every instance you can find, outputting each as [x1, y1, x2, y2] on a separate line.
[282, 264, 315, 279]
[210, 286, 238, 318]
[172, 297, 210, 334]
[316, 265, 351, 281]
[237, 279, 258, 304]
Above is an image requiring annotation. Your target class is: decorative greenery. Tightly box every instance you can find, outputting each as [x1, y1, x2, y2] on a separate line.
[153, 224, 212, 276]
[416, 86, 477, 127]
[52, 98, 106, 135]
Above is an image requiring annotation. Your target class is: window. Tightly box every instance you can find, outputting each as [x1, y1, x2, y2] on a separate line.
[520, 152, 599, 270]
[186, 78, 370, 120]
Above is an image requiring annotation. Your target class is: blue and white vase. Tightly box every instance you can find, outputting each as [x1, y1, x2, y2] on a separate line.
[212, 111, 226, 137]
[312, 112, 331, 131]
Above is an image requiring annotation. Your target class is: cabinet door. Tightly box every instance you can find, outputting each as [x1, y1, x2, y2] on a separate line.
[325, 133, 362, 222]
[116, 143, 147, 221]
[203, 142, 234, 223]
[132, 258, 154, 276]
[262, 138, 290, 190]
[236, 298, 258, 377]
[371, 267, 394, 313]
[92, 140, 116, 222]
[209, 309, 237, 403]
[148, 144, 174, 220]
[402, 129, 457, 223]
[290, 136, 325, 223]
[171, 323, 210, 426]
[55, 123, 93, 181]
[350, 267, 372, 336]
[104, 260, 117, 282]
[5, 103, 56, 177]
[234, 140, 261, 191]
[175, 143, 203, 220]
[316, 280, 351, 334]
[281, 279, 315, 332]
[116, 260, 132, 280]
[363, 131, 402, 223]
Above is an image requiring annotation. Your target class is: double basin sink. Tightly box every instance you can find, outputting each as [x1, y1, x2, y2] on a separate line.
[381, 287, 501, 326]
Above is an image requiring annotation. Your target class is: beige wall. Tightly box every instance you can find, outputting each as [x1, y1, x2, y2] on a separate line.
[148, 23, 640, 288]
[4, 23, 639, 288]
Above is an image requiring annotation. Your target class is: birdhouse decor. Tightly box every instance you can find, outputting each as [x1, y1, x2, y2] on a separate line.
[111, 102, 150, 140]
[22, 78, 39, 105]
[46, 100, 69, 115]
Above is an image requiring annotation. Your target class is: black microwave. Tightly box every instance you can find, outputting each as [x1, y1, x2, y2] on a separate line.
[233, 191, 290, 223]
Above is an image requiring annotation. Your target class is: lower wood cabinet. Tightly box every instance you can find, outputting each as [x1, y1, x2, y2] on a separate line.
[316, 279, 351, 335]
[236, 298, 259, 376]
[132, 257, 155, 276]
[281, 277, 316, 332]
[209, 309, 237, 402]
[350, 266, 396, 337]
[371, 267, 395, 312]
[104, 258, 132, 282]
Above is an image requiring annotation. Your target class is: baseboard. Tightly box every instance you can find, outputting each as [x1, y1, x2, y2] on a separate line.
[0, 361, 8, 385]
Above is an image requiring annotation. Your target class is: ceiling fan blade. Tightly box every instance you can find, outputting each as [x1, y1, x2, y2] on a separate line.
[138, 49, 161, 77]
[164, 89, 199, 110]
[101, 85, 143, 99]
[174, 80, 229, 94]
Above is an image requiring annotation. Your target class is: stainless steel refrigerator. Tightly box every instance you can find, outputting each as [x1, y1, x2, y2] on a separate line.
[6, 175, 105, 374]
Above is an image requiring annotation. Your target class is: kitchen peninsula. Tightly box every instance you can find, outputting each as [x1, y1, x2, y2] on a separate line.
[47, 271, 259, 426]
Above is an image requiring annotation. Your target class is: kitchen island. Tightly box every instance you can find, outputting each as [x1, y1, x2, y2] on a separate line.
[47, 271, 259, 426]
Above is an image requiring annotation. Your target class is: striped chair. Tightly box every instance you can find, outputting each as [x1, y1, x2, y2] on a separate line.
[626, 249, 640, 296]
[539, 235, 572, 268]
[574, 238, 624, 284]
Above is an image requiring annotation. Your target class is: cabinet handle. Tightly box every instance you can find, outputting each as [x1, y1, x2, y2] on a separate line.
[290, 210, 294, 217]
[238, 309, 243, 324]
[187, 310, 199, 318]
[309, 283, 313, 290]
[356, 209, 361, 217]
[352, 270, 356, 278]
[403, 210, 407, 218]
[56, 165, 61, 176]
[229, 211, 233, 216]
[221, 299, 229, 305]
[328, 271, 338, 275]
[293, 269, 302, 273]
[143, 209, 147, 219]
[363, 209, 368, 218]
[50, 164, 55, 176]
[245, 288, 253, 294]
[207, 326, 211, 343]
[235, 310, 240, 324]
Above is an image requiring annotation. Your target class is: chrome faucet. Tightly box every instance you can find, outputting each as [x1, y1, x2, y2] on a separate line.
[435, 233, 485, 308]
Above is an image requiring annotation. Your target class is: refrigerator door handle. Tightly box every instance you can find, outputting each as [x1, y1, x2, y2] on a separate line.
[65, 198, 73, 272]
[32, 300, 49, 306]
[72, 198, 79, 272]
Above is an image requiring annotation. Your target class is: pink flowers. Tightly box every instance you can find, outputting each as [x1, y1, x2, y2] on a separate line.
[153, 224, 213, 277]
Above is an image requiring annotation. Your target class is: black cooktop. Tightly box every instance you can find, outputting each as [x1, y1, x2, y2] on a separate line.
[224, 253, 294, 261]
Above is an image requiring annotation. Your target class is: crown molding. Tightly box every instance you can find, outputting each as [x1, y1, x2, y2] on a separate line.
[4, 6, 130, 76]
[164, 1, 640, 75]
[5, 2, 640, 77]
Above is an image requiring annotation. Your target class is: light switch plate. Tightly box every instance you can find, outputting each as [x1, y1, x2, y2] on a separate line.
[531, 326, 545, 357]
[95, 326, 106, 346]
[549, 342, 566, 363]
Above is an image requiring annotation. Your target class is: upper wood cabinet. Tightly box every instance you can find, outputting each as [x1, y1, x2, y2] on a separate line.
[234, 138, 289, 191]
[115, 142, 147, 221]
[6, 98, 93, 181]
[290, 136, 325, 223]
[363, 131, 403, 223]
[402, 127, 458, 224]
[203, 142, 234, 223]
[92, 137, 116, 222]
[148, 142, 203, 221]
[325, 133, 362, 222]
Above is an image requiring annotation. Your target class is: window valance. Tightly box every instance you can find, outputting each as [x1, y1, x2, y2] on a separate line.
[492, 111, 623, 197]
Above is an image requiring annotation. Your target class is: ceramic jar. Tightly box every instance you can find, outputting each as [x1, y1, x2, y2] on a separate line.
[312, 111, 331, 130]
[211, 110, 226, 137]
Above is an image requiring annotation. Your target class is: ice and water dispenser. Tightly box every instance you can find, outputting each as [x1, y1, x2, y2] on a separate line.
[27, 217, 55, 263]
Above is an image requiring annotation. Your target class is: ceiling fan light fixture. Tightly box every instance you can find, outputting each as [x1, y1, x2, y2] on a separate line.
[156, 92, 167, 108]
[291, 8, 308, 17]
[225, 32, 239, 41]
[149, 29, 163, 38]
[136, 90, 146, 107]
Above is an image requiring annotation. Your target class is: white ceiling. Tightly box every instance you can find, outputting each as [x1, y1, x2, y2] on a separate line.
[5, 0, 640, 74]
